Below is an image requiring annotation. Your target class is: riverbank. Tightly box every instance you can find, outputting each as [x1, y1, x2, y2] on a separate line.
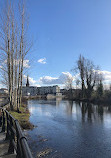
[9, 104, 34, 130]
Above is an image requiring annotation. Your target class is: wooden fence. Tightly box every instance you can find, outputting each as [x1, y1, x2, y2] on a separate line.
[0, 107, 33, 158]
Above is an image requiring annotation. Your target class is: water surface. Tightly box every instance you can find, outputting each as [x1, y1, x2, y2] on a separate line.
[27, 99, 111, 158]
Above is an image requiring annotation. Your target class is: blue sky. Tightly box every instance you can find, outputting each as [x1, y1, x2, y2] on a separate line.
[1, 0, 111, 87]
[25, 0, 111, 86]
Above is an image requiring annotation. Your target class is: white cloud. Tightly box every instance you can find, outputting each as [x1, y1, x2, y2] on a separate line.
[3, 59, 30, 68]
[23, 75, 40, 87]
[23, 60, 30, 68]
[0, 84, 4, 88]
[39, 70, 111, 87]
[39, 72, 74, 85]
[96, 70, 111, 83]
[1, 69, 111, 88]
[14, 59, 30, 68]
[101, 71, 111, 82]
[39, 76, 58, 84]
[38, 58, 46, 64]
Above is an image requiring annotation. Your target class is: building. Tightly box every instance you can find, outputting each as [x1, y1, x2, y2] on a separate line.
[0, 88, 8, 97]
[0, 88, 8, 94]
[22, 76, 61, 96]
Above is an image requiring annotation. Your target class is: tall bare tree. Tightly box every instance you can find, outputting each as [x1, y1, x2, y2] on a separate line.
[0, 0, 31, 111]
[65, 76, 73, 90]
[77, 55, 85, 97]
[74, 55, 103, 98]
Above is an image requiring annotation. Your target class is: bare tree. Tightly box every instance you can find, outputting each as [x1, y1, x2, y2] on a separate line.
[65, 76, 73, 90]
[77, 55, 85, 97]
[64, 75, 73, 99]
[73, 55, 103, 98]
[75, 79, 80, 89]
[0, 0, 31, 111]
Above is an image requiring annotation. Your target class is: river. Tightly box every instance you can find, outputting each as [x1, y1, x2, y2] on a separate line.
[26, 99, 111, 158]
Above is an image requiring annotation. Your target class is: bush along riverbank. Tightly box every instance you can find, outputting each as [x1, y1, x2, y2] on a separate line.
[8, 103, 34, 130]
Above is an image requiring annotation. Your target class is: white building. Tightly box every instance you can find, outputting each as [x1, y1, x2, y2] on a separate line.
[22, 76, 61, 96]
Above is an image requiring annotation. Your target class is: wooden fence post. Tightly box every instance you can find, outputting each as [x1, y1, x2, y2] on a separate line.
[0, 109, 2, 127]
[8, 116, 15, 154]
[5, 112, 10, 140]
[2, 110, 5, 132]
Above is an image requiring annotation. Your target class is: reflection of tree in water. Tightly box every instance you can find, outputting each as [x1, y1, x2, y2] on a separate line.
[80, 102, 104, 123]
[79, 102, 111, 123]
[97, 105, 104, 121]
[108, 106, 111, 112]
[65, 101, 73, 115]
[64, 101, 111, 122]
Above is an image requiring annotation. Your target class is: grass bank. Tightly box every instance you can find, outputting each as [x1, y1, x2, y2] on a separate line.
[9, 104, 34, 130]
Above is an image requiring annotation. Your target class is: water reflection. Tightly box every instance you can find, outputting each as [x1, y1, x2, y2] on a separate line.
[65, 100, 73, 115]
[28, 99, 111, 124]
[29, 98, 62, 106]
[64, 101, 111, 123]
[27, 99, 111, 158]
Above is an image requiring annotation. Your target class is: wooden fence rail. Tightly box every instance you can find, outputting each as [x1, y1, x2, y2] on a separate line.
[0, 107, 33, 158]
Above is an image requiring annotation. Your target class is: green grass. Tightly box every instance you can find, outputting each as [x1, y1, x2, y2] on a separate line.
[9, 106, 34, 130]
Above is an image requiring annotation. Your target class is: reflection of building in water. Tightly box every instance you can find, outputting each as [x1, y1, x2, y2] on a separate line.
[35, 98, 62, 106]
[55, 98, 62, 106]
[22, 76, 62, 96]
